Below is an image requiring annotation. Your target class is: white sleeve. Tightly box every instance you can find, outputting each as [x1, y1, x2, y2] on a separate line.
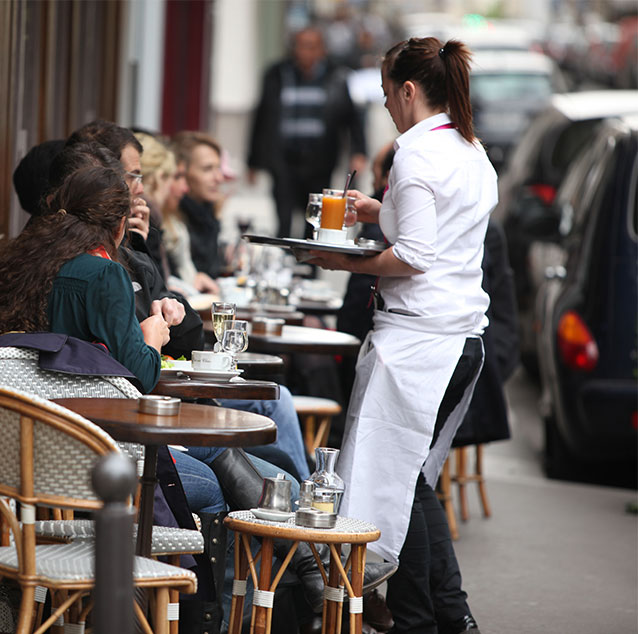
[390, 153, 437, 273]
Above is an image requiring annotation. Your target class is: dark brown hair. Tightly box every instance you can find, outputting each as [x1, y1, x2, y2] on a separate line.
[66, 119, 143, 159]
[0, 165, 130, 333]
[382, 37, 475, 143]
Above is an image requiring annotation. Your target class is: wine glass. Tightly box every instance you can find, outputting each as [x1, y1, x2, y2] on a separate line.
[221, 320, 249, 368]
[305, 193, 323, 239]
[211, 302, 235, 351]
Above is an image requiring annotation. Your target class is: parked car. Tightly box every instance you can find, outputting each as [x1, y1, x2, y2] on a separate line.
[470, 50, 567, 171]
[493, 90, 638, 372]
[532, 115, 638, 478]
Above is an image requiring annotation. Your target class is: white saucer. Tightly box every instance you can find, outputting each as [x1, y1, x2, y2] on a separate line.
[161, 360, 243, 382]
[250, 508, 294, 522]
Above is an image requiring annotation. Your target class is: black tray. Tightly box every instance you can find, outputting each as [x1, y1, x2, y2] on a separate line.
[242, 234, 386, 257]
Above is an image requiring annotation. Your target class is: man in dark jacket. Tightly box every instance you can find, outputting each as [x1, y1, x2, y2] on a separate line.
[247, 26, 367, 238]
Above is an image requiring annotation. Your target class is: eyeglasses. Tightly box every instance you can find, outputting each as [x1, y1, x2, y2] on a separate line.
[125, 171, 143, 184]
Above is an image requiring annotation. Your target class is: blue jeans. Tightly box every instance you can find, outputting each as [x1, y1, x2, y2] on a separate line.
[174, 447, 300, 514]
[218, 385, 310, 480]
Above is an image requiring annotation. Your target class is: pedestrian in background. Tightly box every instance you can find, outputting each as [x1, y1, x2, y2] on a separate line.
[247, 25, 367, 238]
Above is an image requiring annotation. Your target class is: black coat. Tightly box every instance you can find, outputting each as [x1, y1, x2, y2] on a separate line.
[247, 59, 366, 178]
[453, 220, 519, 446]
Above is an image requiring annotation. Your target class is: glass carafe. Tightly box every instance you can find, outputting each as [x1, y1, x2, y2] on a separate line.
[308, 447, 345, 514]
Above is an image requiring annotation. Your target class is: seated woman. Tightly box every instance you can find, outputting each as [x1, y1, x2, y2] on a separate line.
[135, 131, 218, 296]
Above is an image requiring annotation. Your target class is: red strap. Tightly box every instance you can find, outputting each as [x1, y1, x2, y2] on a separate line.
[430, 122, 457, 131]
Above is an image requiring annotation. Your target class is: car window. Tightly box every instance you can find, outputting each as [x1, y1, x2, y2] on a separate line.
[502, 110, 564, 186]
[471, 73, 553, 103]
[551, 120, 601, 180]
[556, 131, 617, 238]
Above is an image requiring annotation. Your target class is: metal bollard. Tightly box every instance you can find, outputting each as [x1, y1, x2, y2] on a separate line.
[91, 452, 138, 634]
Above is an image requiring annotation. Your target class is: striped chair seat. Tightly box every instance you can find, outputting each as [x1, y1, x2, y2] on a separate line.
[35, 519, 204, 556]
[0, 540, 197, 584]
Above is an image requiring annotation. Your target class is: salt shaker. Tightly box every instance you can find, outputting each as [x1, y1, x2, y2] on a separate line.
[298, 480, 314, 509]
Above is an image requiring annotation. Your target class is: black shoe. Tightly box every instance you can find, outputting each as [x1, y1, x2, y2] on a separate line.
[294, 548, 397, 613]
[456, 614, 480, 633]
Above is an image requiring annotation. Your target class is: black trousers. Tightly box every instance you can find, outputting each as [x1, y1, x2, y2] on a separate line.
[386, 337, 483, 634]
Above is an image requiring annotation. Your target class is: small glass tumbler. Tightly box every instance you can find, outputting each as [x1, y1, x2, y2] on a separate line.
[305, 193, 323, 239]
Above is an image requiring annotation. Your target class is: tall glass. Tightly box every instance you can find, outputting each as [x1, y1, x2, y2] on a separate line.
[211, 302, 235, 350]
[319, 188, 346, 230]
[305, 193, 323, 239]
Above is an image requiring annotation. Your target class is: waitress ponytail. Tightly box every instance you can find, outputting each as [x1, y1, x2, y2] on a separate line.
[439, 40, 475, 144]
[383, 37, 476, 144]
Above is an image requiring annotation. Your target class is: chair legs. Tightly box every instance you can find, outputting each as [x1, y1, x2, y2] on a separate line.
[452, 445, 491, 522]
[437, 444, 491, 538]
[436, 458, 459, 540]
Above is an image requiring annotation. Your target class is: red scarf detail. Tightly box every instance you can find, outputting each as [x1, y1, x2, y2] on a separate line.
[88, 246, 112, 260]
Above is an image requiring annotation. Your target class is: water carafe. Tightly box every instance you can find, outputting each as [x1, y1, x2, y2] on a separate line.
[308, 447, 345, 514]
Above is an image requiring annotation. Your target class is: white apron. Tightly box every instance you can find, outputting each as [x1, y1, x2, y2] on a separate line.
[337, 309, 483, 564]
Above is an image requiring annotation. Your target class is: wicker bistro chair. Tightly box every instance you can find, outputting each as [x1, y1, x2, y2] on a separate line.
[0, 346, 205, 548]
[0, 386, 197, 634]
[0, 347, 204, 631]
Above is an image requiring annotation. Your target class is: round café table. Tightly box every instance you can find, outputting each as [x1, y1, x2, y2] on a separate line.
[236, 353, 285, 380]
[53, 398, 277, 558]
[248, 325, 361, 356]
[152, 377, 280, 401]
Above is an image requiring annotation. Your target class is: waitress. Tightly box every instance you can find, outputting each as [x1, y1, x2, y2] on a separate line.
[308, 37, 496, 634]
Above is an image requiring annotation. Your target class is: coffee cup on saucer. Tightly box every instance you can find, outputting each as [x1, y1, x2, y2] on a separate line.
[191, 350, 233, 371]
[317, 228, 348, 244]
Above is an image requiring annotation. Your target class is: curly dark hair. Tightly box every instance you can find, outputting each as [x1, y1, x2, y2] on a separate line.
[0, 165, 130, 333]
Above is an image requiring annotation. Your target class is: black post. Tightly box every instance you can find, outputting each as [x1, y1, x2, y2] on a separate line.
[92, 452, 138, 634]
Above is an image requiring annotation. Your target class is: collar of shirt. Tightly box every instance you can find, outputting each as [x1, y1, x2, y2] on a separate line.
[393, 112, 452, 151]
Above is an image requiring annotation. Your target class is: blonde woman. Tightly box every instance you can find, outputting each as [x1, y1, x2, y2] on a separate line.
[135, 132, 218, 295]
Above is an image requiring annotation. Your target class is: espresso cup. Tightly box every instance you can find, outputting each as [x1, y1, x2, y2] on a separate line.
[191, 350, 233, 371]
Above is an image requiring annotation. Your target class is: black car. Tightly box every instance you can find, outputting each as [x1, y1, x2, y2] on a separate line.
[533, 115, 638, 477]
[493, 90, 638, 372]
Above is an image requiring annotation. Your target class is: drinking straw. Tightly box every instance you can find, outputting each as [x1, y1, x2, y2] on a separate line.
[342, 170, 357, 197]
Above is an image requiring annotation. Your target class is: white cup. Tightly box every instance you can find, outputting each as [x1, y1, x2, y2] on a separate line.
[317, 228, 347, 244]
[191, 350, 233, 371]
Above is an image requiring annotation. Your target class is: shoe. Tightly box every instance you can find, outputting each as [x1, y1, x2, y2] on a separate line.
[456, 614, 480, 633]
[363, 588, 394, 632]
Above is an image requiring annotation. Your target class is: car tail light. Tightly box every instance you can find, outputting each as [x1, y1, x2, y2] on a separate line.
[556, 311, 599, 371]
[527, 183, 557, 206]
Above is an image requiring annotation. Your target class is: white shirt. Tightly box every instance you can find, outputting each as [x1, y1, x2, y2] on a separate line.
[378, 112, 498, 334]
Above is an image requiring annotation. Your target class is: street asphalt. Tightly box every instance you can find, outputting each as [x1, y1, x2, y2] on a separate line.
[452, 369, 638, 634]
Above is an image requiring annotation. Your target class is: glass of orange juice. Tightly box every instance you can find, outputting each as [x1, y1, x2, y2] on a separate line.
[320, 188, 346, 230]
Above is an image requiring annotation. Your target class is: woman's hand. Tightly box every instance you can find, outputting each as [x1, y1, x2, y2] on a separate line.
[346, 189, 382, 224]
[305, 251, 356, 272]
[140, 314, 170, 352]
